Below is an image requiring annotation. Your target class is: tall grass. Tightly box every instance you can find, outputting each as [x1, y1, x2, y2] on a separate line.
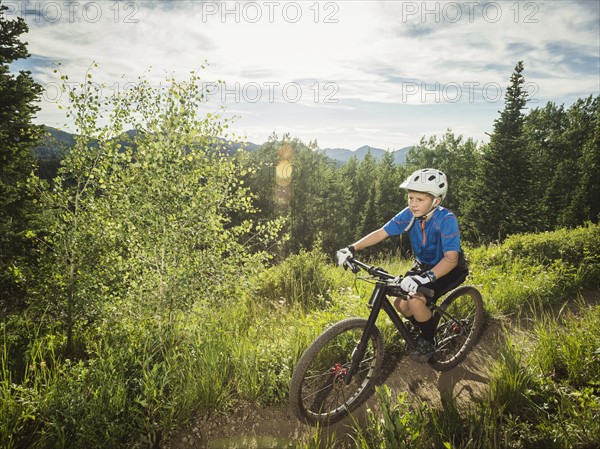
[348, 303, 600, 449]
[345, 223, 600, 449]
[2, 224, 599, 447]
[1, 246, 364, 448]
[467, 222, 600, 315]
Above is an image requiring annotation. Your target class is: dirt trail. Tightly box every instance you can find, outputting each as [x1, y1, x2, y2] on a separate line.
[165, 321, 504, 449]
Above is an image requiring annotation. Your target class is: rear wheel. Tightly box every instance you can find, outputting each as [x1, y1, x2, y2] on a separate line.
[429, 286, 484, 371]
[289, 318, 384, 426]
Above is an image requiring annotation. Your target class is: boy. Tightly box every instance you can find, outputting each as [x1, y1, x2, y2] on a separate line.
[337, 168, 468, 362]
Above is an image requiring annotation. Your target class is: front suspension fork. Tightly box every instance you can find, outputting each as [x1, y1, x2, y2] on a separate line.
[343, 284, 386, 385]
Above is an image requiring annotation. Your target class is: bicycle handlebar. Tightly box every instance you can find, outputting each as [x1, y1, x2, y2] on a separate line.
[345, 256, 435, 299]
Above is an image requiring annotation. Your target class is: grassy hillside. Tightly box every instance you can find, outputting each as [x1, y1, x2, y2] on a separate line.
[345, 301, 600, 449]
[2, 224, 599, 448]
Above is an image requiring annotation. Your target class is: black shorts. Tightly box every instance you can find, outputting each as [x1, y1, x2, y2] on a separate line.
[405, 258, 469, 305]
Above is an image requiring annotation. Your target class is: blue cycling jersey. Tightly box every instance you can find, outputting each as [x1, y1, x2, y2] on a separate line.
[383, 206, 461, 267]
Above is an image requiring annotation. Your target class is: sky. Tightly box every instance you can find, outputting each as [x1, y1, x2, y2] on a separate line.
[6, 0, 600, 150]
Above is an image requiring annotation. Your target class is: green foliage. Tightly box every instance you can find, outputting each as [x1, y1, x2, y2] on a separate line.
[352, 386, 429, 449]
[26, 67, 281, 353]
[1, 275, 366, 448]
[0, 65, 286, 447]
[533, 302, 600, 388]
[525, 95, 600, 231]
[467, 222, 600, 314]
[480, 306, 600, 449]
[253, 246, 340, 309]
[485, 340, 537, 418]
[463, 61, 532, 242]
[0, 1, 43, 316]
[241, 137, 410, 258]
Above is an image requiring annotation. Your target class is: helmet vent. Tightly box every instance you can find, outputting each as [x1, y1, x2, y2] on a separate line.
[400, 168, 448, 202]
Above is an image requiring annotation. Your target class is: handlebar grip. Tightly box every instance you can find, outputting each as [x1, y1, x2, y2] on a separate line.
[417, 286, 435, 298]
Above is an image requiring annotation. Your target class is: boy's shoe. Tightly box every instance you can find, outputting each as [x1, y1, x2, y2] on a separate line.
[409, 338, 435, 363]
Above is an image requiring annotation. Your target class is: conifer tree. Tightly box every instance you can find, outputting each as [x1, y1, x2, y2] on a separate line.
[0, 2, 43, 312]
[375, 151, 401, 224]
[353, 151, 377, 240]
[463, 61, 531, 242]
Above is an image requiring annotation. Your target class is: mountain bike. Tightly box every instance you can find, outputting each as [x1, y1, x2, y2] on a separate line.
[289, 256, 484, 426]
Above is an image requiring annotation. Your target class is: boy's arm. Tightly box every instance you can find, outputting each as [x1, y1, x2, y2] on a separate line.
[352, 228, 389, 251]
[430, 250, 459, 279]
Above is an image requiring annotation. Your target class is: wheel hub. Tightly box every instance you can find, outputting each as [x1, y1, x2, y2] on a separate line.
[331, 363, 348, 384]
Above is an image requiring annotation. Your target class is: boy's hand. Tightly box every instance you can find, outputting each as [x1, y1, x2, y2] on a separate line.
[400, 274, 431, 293]
[336, 246, 355, 266]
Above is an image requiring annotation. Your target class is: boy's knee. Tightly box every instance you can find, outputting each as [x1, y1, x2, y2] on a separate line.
[394, 297, 408, 314]
[407, 293, 427, 307]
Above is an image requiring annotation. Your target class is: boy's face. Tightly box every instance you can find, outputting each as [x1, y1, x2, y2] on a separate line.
[407, 191, 437, 217]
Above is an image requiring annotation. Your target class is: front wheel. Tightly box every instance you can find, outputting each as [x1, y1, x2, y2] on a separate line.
[289, 318, 384, 426]
[429, 286, 485, 371]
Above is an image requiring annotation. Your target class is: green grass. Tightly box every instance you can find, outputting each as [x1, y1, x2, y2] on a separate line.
[343, 303, 600, 449]
[302, 224, 600, 449]
[0, 270, 366, 448]
[2, 224, 599, 448]
[466, 222, 600, 316]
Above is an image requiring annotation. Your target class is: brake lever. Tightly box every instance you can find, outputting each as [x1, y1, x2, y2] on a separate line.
[417, 286, 435, 298]
[388, 280, 434, 299]
[345, 259, 360, 274]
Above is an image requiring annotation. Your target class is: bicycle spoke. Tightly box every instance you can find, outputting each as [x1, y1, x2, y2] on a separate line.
[294, 323, 382, 421]
[429, 287, 484, 370]
[303, 382, 335, 401]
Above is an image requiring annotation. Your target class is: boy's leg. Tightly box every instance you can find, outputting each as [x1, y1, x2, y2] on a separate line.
[407, 294, 436, 344]
[394, 297, 413, 316]
[394, 261, 428, 320]
[394, 295, 435, 361]
[397, 261, 469, 362]
[394, 298, 420, 329]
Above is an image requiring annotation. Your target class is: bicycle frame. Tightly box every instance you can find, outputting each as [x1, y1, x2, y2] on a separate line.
[289, 256, 484, 425]
[342, 258, 426, 385]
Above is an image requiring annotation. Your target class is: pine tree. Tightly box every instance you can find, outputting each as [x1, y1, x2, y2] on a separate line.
[523, 95, 599, 230]
[375, 151, 401, 224]
[463, 61, 531, 242]
[0, 2, 43, 313]
[353, 151, 377, 240]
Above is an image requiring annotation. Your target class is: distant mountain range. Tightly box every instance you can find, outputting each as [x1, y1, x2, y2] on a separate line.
[33, 126, 412, 165]
[319, 145, 412, 164]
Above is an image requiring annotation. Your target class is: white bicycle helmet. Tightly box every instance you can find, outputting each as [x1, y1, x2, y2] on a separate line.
[400, 168, 448, 201]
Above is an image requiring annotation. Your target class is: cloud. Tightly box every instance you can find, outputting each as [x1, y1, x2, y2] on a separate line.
[9, 0, 599, 148]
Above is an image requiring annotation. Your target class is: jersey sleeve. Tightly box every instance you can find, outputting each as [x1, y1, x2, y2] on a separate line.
[439, 213, 461, 253]
[383, 208, 412, 237]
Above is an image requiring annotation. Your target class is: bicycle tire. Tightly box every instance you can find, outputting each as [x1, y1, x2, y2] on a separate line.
[428, 286, 484, 372]
[289, 317, 384, 426]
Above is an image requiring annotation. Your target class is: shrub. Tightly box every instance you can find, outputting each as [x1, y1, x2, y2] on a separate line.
[254, 247, 339, 309]
[469, 222, 600, 283]
[466, 223, 600, 314]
